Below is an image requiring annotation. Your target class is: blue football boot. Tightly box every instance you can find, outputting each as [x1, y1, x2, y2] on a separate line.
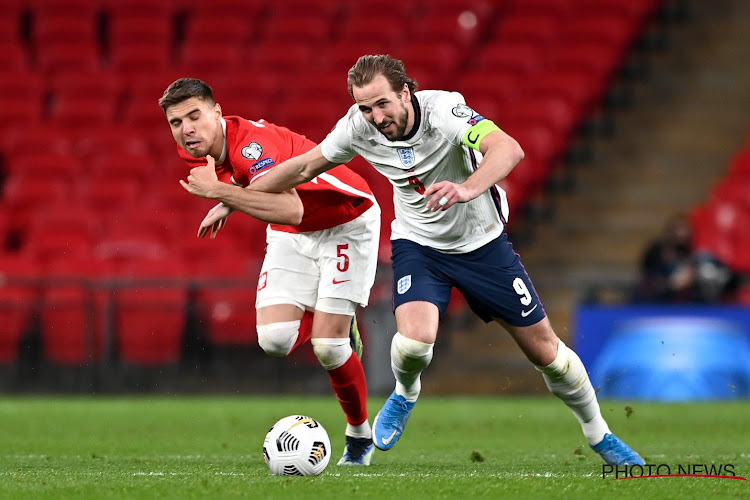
[372, 392, 416, 451]
[591, 433, 645, 465]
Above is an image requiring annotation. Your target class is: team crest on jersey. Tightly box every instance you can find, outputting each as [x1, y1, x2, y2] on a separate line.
[397, 275, 412, 294]
[241, 142, 263, 160]
[397, 148, 415, 168]
[451, 103, 474, 118]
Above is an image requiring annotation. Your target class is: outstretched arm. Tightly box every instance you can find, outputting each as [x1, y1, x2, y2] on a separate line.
[423, 129, 524, 211]
[250, 145, 340, 193]
[180, 155, 304, 226]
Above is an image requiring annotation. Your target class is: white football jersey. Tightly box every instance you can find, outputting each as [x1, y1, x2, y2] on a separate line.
[320, 90, 509, 254]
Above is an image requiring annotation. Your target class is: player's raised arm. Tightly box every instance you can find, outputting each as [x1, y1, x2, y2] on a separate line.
[424, 128, 524, 211]
[250, 145, 340, 193]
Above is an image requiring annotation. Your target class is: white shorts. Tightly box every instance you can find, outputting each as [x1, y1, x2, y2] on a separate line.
[256, 205, 380, 314]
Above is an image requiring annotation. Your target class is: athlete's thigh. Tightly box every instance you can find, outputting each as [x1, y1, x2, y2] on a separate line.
[395, 301, 440, 344]
[391, 238, 453, 318]
[454, 234, 546, 327]
[256, 303, 305, 326]
[316, 206, 380, 309]
[256, 231, 319, 311]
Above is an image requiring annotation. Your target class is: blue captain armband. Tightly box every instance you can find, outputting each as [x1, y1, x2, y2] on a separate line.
[463, 120, 501, 151]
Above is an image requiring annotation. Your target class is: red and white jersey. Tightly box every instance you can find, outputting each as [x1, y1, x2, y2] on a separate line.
[178, 116, 375, 233]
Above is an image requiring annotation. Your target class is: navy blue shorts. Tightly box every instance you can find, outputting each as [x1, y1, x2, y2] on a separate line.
[391, 234, 546, 327]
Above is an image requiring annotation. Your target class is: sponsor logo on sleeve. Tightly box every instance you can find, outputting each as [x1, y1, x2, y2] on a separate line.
[241, 142, 263, 160]
[249, 157, 275, 174]
[397, 148, 415, 167]
[467, 114, 485, 125]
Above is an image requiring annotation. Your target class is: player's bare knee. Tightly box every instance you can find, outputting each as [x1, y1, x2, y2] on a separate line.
[256, 320, 301, 357]
[311, 338, 351, 370]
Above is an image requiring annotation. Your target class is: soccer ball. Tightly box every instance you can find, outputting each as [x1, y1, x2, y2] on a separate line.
[263, 415, 331, 476]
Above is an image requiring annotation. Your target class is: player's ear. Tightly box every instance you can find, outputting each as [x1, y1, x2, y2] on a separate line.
[401, 83, 410, 102]
[214, 102, 222, 118]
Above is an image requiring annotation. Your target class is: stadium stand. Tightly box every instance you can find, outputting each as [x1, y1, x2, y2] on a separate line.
[0, 0, 680, 377]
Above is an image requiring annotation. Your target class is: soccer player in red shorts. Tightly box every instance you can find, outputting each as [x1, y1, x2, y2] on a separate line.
[160, 78, 379, 465]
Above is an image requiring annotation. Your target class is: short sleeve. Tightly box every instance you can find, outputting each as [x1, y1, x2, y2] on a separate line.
[320, 113, 357, 164]
[430, 91, 478, 146]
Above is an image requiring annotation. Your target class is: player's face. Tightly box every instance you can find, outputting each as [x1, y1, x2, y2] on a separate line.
[165, 97, 223, 158]
[352, 74, 413, 141]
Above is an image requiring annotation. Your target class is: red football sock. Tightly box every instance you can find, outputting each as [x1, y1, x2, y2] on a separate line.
[327, 353, 368, 426]
[290, 310, 314, 353]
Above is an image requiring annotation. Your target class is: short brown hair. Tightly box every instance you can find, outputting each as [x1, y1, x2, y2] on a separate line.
[347, 55, 418, 100]
[158, 78, 215, 113]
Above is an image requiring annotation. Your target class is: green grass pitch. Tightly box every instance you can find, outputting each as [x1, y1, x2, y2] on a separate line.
[0, 395, 747, 499]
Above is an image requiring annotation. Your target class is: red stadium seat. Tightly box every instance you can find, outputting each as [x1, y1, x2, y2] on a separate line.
[33, 14, 98, 46]
[0, 43, 31, 71]
[266, 0, 340, 20]
[76, 127, 155, 160]
[262, 15, 332, 44]
[183, 12, 259, 47]
[87, 151, 153, 185]
[51, 71, 122, 101]
[0, 255, 41, 364]
[109, 40, 172, 73]
[399, 41, 463, 80]
[575, 0, 661, 25]
[338, 13, 406, 46]
[114, 258, 189, 366]
[177, 40, 244, 73]
[408, 10, 488, 47]
[493, 14, 562, 47]
[48, 94, 117, 131]
[322, 40, 395, 74]
[76, 177, 141, 213]
[6, 151, 82, 181]
[192, 256, 260, 346]
[36, 42, 102, 74]
[29, 0, 102, 17]
[39, 258, 115, 366]
[0, 72, 46, 132]
[246, 40, 321, 80]
[24, 231, 93, 264]
[456, 72, 523, 111]
[109, 14, 173, 49]
[2, 125, 73, 158]
[507, 0, 573, 18]
[122, 93, 172, 134]
[0, 177, 70, 229]
[472, 41, 546, 77]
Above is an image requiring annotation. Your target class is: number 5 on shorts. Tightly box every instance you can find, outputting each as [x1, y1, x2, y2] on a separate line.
[337, 244, 350, 272]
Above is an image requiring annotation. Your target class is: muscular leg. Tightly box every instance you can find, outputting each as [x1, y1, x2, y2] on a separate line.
[391, 301, 438, 401]
[498, 316, 611, 445]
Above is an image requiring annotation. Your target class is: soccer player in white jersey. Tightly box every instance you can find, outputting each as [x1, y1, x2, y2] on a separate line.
[222, 55, 644, 465]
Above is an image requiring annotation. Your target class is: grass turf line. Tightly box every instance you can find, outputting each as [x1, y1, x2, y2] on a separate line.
[0, 396, 747, 499]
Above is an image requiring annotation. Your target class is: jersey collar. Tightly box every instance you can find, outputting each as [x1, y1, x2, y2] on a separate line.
[217, 117, 228, 164]
[401, 94, 421, 141]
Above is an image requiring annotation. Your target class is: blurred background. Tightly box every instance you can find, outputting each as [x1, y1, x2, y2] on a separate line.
[1, 0, 749, 400]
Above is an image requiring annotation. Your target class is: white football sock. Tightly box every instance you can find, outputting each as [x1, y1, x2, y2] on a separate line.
[390, 332, 434, 402]
[346, 420, 372, 439]
[536, 339, 611, 446]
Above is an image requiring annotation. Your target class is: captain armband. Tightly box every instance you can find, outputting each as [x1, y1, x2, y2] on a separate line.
[462, 119, 501, 151]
